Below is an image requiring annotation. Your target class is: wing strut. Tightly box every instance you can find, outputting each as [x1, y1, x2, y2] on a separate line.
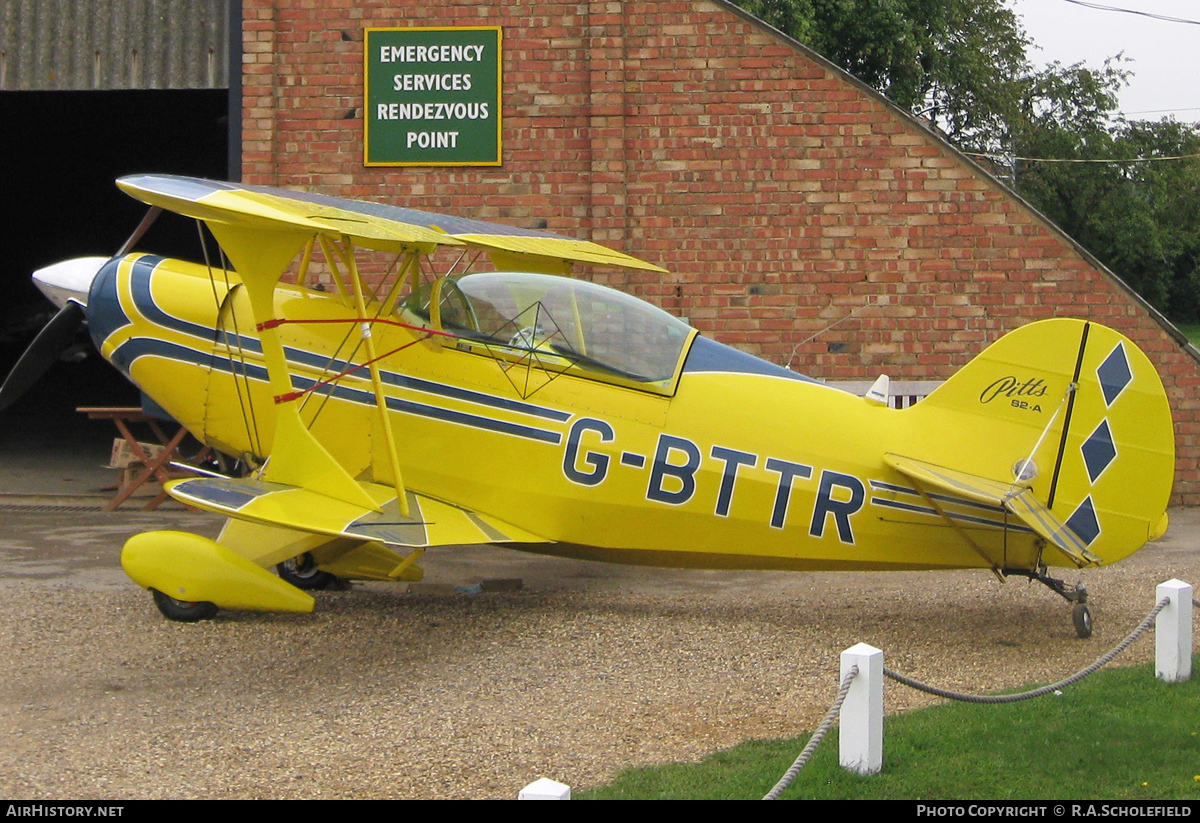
[342, 235, 411, 516]
[204, 221, 381, 513]
[116, 206, 163, 256]
[317, 235, 354, 305]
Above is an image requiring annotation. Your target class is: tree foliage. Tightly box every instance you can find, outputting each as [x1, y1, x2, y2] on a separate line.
[1016, 80, 1200, 319]
[734, 0, 1200, 321]
[738, 0, 1031, 148]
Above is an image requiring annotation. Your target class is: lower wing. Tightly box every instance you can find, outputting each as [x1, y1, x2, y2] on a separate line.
[167, 476, 551, 548]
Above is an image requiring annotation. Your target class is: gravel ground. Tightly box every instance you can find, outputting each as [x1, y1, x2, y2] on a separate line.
[0, 505, 1197, 799]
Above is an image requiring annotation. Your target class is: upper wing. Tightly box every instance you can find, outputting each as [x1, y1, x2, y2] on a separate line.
[884, 453, 1101, 567]
[116, 174, 666, 272]
[167, 476, 550, 549]
[116, 174, 667, 510]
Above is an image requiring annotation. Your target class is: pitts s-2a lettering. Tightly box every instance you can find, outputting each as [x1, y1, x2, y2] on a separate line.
[5, 175, 1174, 637]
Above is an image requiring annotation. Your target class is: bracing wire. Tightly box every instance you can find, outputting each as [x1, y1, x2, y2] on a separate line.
[197, 220, 263, 460]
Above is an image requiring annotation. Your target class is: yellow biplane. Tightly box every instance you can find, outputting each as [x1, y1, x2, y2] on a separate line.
[8, 175, 1175, 637]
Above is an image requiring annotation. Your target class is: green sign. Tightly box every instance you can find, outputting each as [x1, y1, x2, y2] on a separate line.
[364, 27, 502, 166]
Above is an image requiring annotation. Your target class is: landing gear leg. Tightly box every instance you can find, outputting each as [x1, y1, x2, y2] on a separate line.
[277, 552, 337, 590]
[1003, 566, 1092, 639]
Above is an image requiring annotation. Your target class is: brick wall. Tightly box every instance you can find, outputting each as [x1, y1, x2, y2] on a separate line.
[242, 0, 1200, 503]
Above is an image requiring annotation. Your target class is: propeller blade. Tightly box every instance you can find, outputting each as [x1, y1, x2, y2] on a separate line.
[0, 301, 87, 412]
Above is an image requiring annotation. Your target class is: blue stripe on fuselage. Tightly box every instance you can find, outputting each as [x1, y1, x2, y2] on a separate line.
[868, 480, 1035, 534]
[110, 337, 563, 445]
[288, 376, 562, 443]
[129, 255, 263, 351]
[109, 337, 270, 383]
[86, 258, 132, 360]
[120, 255, 566, 423]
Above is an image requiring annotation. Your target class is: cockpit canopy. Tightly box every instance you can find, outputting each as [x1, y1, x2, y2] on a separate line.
[401, 271, 694, 385]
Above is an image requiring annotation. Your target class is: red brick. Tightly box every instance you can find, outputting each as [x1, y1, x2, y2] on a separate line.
[244, 0, 1200, 501]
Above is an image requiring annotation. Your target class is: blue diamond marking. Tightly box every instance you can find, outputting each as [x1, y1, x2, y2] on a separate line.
[1097, 343, 1132, 407]
[1065, 496, 1101, 546]
[1081, 419, 1117, 483]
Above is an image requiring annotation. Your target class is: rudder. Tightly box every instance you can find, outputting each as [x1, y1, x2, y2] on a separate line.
[905, 318, 1173, 567]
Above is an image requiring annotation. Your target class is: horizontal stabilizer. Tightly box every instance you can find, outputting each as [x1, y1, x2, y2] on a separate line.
[166, 476, 550, 549]
[885, 453, 1101, 567]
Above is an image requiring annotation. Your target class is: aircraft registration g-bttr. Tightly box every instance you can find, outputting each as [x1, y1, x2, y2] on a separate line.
[19, 175, 1175, 637]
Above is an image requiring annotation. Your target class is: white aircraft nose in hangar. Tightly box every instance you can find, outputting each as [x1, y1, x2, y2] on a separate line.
[31, 257, 110, 309]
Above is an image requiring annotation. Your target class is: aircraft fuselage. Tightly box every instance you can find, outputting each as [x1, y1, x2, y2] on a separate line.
[85, 252, 1071, 573]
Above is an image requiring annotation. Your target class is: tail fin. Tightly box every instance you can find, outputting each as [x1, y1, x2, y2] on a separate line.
[903, 318, 1173, 566]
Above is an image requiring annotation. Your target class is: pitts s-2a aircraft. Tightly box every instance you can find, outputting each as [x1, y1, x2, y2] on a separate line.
[7, 175, 1175, 637]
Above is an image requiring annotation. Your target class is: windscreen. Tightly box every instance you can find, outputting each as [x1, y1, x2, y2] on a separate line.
[402, 271, 693, 383]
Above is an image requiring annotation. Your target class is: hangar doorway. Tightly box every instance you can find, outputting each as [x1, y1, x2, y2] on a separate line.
[0, 88, 229, 492]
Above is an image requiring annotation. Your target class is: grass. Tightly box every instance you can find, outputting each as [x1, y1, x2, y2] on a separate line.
[578, 658, 1200, 800]
[1174, 323, 1200, 346]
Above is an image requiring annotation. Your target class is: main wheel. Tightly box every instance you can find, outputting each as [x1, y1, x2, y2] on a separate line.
[151, 589, 218, 622]
[277, 553, 337, 590]
[1072, 602, 1093, 639]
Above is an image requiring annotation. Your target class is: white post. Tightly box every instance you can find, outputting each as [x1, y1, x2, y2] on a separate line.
[840, 642, 883, 775]
[519, 777, 571, 800]
[1156, 579, 1193, 683]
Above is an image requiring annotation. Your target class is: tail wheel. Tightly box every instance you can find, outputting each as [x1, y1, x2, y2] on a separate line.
[151, 589, 218, 622]
[277, 553, 337, 590]
[1072, 602, 1094, 639]
[1001, 568, 1095, 639]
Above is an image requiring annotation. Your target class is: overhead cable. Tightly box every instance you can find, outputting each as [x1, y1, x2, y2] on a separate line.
[1057, 0, 1200, 26]
[965, 151, 1200, 164]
